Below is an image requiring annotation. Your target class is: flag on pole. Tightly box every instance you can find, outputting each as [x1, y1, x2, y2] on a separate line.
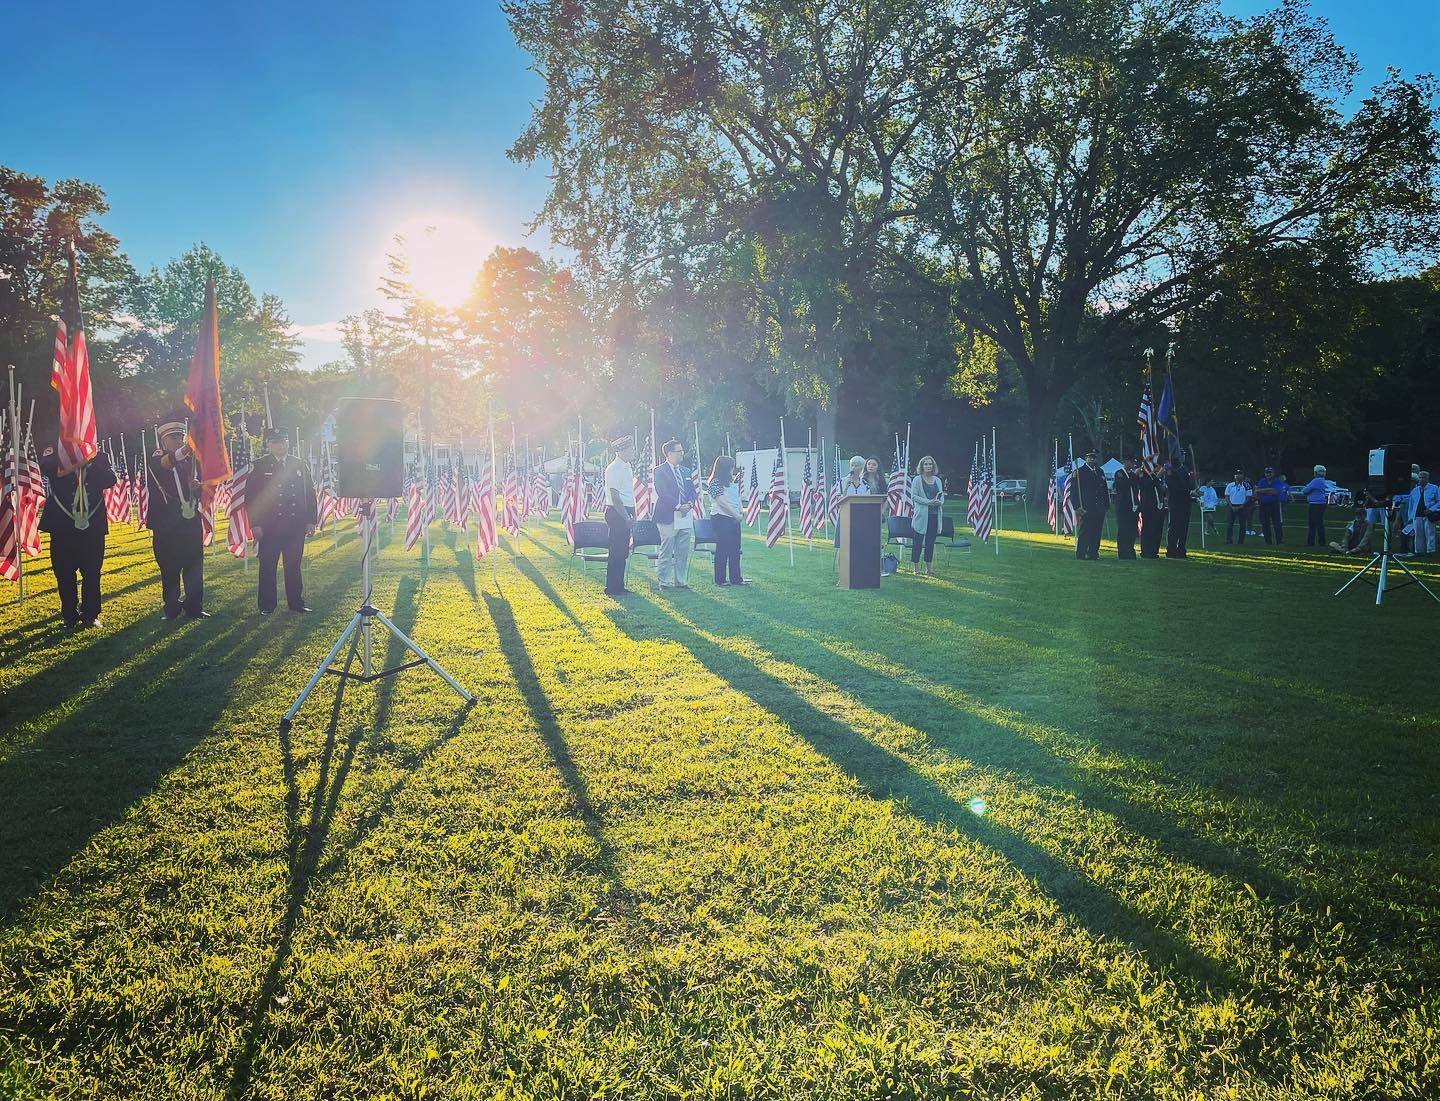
[104, 446, 131, 522]
[404, 462, 425, 550]
[1157, 371, 1182, 458]
[744, 452, 763, 528]
[633, 435, 654, 519]
[887, 441, 909, 517]
[0, 431, 20, 581]
[826, 446, 841, 525]
[503, 455, 520, 537]
[475, 459, 497, 557]
[1137, 384, 1159, 468]
[1060, 457, 1077, 535]
[798, 451, 816, 538]
[19, 435, 44, 555]
[1046, 469, 1057, 532]
[974, 444, 995, 543]
[317, 445, 339, 528]
[765, 451, 788, 548]
[184, 279, 231, 488]
[51, 245, 98, 475]
[532, 464, 550, 516]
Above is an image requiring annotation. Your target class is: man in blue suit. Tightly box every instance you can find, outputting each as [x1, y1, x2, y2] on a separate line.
[652, 439, 695, 589]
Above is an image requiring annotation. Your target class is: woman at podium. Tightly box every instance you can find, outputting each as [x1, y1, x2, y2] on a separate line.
[834, 456, 870, 547]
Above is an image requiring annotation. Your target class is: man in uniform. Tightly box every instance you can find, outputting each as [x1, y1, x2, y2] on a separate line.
[1112, 456, 1139, 560]
[38, 445, 117, 629]
[1165, 452, 1195, 558]
[248, 427, 317, 615]
[1137, 461, 1165, 559]
[603, 435, 636, 596]
[1068, 450, 1109, 560]
[1253, 465, 1287, 545]
[146, 419, 207, 619]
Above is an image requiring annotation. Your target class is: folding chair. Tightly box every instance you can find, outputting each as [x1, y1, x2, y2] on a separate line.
[692, 517, 718, 563]
[630, 519, 662, 590]
[567, 520, 611, 585]
[886, 516, 914, 556]
[938, 515, 972, 564]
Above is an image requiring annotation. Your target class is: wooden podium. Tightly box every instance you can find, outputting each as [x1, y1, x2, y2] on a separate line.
[836, 496, 883, 589]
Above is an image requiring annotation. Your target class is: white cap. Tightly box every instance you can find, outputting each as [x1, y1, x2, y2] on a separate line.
[1314, 464, 1326, 475]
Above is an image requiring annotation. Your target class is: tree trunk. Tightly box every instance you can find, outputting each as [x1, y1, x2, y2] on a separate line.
[1026, 385, 1063, 493]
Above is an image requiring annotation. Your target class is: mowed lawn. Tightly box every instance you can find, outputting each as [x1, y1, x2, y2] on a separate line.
[1, 504, 1438, 1099]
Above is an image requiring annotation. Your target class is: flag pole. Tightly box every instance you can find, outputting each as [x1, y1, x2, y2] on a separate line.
[993, 426, 1000, 556]
[806, 427, 814, 547]
[818, 434, 826, 539]
[780, 418, 794, 566]
[7, 366, 23, 603]
[694, 419, 702, 520]
[490, 400, 498, 584]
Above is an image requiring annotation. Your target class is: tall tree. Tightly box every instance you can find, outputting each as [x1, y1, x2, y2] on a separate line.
[929, 0, 1439, 479]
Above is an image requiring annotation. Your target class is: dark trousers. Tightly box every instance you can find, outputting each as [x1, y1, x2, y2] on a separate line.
[154, 527, 204, 615]
[1227, 505, 1248, 543]
[50, 529, 105, 625]
[604, 506, 631, 593]
[712, 515, 743, 583]
[1139, 509, 1164, 557]
[1167, 503, 1191, 557]
[1076, 511, 1105, 559]
[1260, 503, 1283, 544]
[258, 527, 306, 612]
[910, 513, 939, 563]
[1307, 504, 1326, 546]
[1115, 510, 1137, 559]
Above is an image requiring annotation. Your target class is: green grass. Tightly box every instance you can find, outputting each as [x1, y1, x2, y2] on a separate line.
[1, 505, 1438, 1099]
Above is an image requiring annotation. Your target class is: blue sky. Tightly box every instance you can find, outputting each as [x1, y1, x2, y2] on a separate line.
[2, 0, 1436, 368]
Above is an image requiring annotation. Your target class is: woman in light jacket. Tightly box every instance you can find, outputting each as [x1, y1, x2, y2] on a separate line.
[908, 455, 944, 576]
[833, 455, 870, 548]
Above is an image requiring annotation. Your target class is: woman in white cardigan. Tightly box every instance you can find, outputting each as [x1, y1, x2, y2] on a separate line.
[908, 456, 945, 576]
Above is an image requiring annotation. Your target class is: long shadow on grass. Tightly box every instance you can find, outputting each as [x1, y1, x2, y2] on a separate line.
[513, 554, 592, 638]
[226, 675, 473, 1099]
[693, 588, 1302, 907]
[608, 604, 1246, 997]
[482, 590, 617, 880]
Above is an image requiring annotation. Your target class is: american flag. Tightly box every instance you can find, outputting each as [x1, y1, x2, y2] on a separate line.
[765, 451, 788, 548]
[226, 431, 253, 557]
[1137, 384, 1159, 469]
[404, 464, 425, 551]
[316, 446, 339, 529]
[385, 495, 399, 525]
[133, 438, 149, 529]
[453, 457, 470, 530]
[437, 456, 458, 524]
[826, 448, 841, 525]
[0, 435, 20, 581]
[798, 452, 816, 537]
[19, 436, 44, 555]
[633, 437, 654, 519]
[200, 485, 216, 547]
[423, 457, 438, 525]
[1046, 469, 1057, 532]
[744, 453, 763, 528]
[813, 448, 829, 535]
[503, 456, 521, 537]
[532, 465, 550, 516]
[689, 462, 704, 519]
[887, 442, 910, 517]
[1060, 459, 1077, 535]
[104, 447, 131, 523]
[973, 447, 995, 543]
[588, 475, 606, 519]
[560, 451, 580, 543]
[475, 459, 497, 556]
[51, 244, 98, 475]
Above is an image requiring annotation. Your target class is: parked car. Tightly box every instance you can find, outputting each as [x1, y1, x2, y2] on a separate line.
[996, 478, 1027, 500]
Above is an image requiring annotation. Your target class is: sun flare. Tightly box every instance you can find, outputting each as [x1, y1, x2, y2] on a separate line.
[387, 214, 490, 308]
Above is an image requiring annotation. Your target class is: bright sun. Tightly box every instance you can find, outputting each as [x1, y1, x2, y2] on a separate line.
[387, 215, 490, 309]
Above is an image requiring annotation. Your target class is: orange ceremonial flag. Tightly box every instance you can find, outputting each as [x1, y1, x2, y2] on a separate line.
[184, 278, 231, 486]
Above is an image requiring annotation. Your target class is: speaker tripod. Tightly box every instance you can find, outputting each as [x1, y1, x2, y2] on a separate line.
[1333, 512, 1440, 608]
[280, 505, 472, 732]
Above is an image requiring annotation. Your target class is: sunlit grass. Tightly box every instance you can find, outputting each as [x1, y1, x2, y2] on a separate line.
[1, 507, 1437, 1098]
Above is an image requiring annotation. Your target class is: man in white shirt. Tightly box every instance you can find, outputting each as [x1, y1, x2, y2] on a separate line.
[603, 436, 636, 596]
[1224, 470, 1251, 545]
[1411, 470, 1439, 556]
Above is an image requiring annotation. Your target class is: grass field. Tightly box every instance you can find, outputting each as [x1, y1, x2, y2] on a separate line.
[2, 504, 1438, 1099]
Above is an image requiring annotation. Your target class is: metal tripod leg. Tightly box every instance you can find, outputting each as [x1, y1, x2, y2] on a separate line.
[1333, 553, 1382, 597]
[370, 608, 474, 702]
[282, 610, 365, 727]
[1389, 555, 1440, 604]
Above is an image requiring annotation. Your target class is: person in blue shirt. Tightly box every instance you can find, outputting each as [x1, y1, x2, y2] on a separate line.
[1410, 470, 1439, 556]
[1253, 466, 1287, 545]
[1302, 464, 1330, 547]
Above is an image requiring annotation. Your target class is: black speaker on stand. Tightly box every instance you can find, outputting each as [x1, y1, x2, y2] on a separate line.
[280, 398, 472, 732]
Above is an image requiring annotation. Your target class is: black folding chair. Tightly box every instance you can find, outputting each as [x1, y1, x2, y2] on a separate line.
[938, 514, 972, 564]
[886, 515, 914, 556]
[692, 516, 718, 563]
[567, 520, 611, 585]
[630, 519, 662, 589]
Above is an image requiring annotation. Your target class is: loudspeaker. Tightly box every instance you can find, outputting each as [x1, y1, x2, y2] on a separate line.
[335, 398, 405, 498]
[1368, 445, 1415, 500]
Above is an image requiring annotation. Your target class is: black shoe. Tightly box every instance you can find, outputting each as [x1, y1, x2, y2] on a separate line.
[79, 618, 103, 630]
[185, 610, 212, 619]
[259, 609, 274, 616]
[715, 581, 729, 587]
[163, 610, 181, 621]
[288, 606, 312, 613]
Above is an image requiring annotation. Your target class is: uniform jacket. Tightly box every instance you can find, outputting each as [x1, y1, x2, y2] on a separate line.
[1112, 468, 1139, 515]
[1166, 468, 1195, 510]
[146, 449, 203, 535]
[1067, 463, 1109, 514]
[247, 453, 317, 534]
[39, 452, 116, 537]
